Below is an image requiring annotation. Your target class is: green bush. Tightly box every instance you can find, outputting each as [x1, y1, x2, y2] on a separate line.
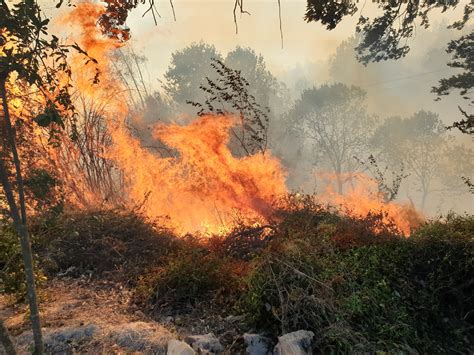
[0, 220, 46, 300]
[140, 235, 245, 314]
[241, 213, 474, 353]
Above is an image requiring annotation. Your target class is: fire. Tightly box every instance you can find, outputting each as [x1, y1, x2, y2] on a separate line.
[55, 2, 287, 233]
[109, 115, 287, 233]
[31, 0, 422, 236]
[317, 172, 423, 235]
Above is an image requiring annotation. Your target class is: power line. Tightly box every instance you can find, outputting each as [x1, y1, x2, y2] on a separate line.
[360, 67, 451, 88]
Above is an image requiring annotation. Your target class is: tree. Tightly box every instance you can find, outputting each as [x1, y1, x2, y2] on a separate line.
[305, 0, 472, 133]
[0, 1, 82, 353]
[371, 111, 447, 210]
[225, 46, 291, 119]
[225, 47, 278, 110]
[439, 143, 474, 196]
[287, 83, 376, 194]
[112, 48, 152, 112]
[432, 31, 473, 134]
[305, 0, 470, 63]
[164, 42, 222, 113]
[188, 59, 270, 156]
[355, 154, 408, 203]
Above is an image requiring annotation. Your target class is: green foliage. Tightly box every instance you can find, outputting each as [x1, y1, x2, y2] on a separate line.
[2, 198, 471, 352]
[433, 31, 473, 135]
[24, 168, 63, 213]
[149, 242, 241, 313]
[305, 0, 472, 134]
[0, 220, 46, 299]
[0, 221, 24, 295]
[304, 0, 470, 64]
[241, 211, 474, 353]
[164, 42, 223, 106]
[0, 0, 76, 122]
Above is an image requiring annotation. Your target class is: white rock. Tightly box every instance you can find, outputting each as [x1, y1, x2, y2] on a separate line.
[167, 339, 195, 355]
[185, 333, 224, 354]
[273, 330, 314, 355]
[243, 333, 272, 355]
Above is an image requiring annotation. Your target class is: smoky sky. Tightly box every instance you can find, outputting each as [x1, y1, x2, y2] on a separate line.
[118, 1, 471, 125]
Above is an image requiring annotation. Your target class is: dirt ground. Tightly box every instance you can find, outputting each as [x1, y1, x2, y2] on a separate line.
[0, 277, 174, 354]
[0, 277, 250, 354]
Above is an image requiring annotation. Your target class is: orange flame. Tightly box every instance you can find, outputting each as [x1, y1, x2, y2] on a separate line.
[317, 172, 424, 235]
[109, 115, 287, 233]
[56, 2, 287, 234]
[50, 1, 423, 236]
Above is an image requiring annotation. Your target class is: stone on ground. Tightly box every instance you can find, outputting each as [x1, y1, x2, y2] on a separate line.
[273, 330, 314, 355]
[167, 339, 195, 355]
[184, 333, 224, 354]
[243, 333, 272, 355]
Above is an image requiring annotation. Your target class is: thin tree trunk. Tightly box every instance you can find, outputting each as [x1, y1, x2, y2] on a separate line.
[0, 79, 43, 354]
[0, 317, 16, 355]
[336, 171, 343, 195]
[421, 189, 428, 211]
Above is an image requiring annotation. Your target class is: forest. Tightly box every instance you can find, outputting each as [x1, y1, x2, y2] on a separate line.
[0, 0, 473, 353]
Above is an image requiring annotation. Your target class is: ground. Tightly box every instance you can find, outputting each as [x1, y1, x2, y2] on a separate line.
[0, 277, 249, 354]
[1, 277, 173, 354]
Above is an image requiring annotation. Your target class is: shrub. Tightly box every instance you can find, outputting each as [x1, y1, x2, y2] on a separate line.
[241, 212, 474, 353]
[31, 210, 178, 282]
[141, 235, 245, 315]
[0, 219, 46, 300]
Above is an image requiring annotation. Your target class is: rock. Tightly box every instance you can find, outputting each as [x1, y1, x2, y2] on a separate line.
[57, 266, 80, 277]
[15, 324, 98, 353]
[110, 321, 168, 352]
[185, 333, 224, 354]
[167, 339, 195, 355]
[243, 333, 272, 355]
[273, 330, 314, 355]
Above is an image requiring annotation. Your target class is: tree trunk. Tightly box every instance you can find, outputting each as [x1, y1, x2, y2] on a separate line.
[421, 189, 428, 211]
[0, 317, 16, 355]
[336, 171, 343, 194]
[420, 181, 429, 212]
[0, 78, 43, 354]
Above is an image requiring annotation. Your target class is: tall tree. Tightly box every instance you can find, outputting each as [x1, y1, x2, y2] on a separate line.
[0, 1, 83, 353]
[225, 46, 278, 109]
[305, 0, 472, 132]
[371, 111, 447, 210]
[164, 42, 222, 113]
[432, 31, 473, 134]
[287, 83, 376, 194]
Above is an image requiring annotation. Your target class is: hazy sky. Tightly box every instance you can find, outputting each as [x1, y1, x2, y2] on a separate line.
[122, 0, 467, 75]
[38, 0, 471, 125]
[118, 1, 470, 121]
